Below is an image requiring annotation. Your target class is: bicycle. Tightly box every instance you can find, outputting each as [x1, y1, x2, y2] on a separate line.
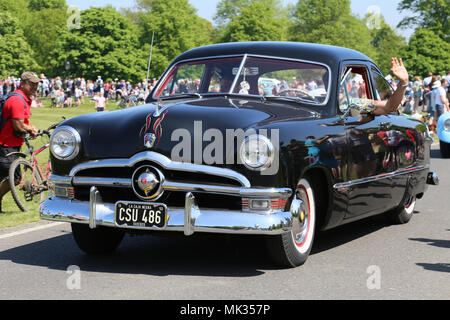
[7, 118, 65, 212]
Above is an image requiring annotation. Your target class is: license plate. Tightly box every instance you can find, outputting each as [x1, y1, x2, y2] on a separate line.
[115, 201, 167, 229]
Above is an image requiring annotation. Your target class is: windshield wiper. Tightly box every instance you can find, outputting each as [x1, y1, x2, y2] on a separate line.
[158, 93, 202, 100]
[263, 95, 318, 105]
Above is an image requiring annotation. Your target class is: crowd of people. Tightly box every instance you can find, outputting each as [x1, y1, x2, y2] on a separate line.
[400, 71, 450, 133]
[0, 75, 159, 110]
[1, 69, 448, 119]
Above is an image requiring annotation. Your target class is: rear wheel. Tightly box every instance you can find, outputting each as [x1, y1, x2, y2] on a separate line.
[71, 223, 125, 254]
[8, 158, 45, 212]
[266, 178, 316, 268]
[385, 194, 416, 225]
[440, 140, 450, 158]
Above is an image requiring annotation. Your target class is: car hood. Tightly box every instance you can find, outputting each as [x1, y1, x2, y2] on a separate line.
[63, 96, 319, 161]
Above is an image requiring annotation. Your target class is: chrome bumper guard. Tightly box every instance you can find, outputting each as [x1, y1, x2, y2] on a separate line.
[40, 186, 295, 236]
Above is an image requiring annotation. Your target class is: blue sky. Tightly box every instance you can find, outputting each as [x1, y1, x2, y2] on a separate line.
[66, 0, 413, 38]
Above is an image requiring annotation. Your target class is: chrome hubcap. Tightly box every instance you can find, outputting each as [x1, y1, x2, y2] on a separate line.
[291, 188, 310, 246]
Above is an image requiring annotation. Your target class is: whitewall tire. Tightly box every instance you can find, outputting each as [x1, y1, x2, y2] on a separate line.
[266, 178, 316, 267]
[385, 194, 416, 225]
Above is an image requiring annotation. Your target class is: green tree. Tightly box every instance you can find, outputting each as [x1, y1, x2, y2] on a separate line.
[129, 0, 213, 80]
[218, 0, 289, 42]
[214, 0, 252, 28]
[397, 0, 449, 41]
[368, 15, 407, 75]
[0, 0, 30, 22]
[0, 12, 39, 78]
[23, 6, 69, 75]
[289, 0, 376, 59]
[400, 28, 450, 77]
[28, 0, 66, 11]
[50, 7, 147, 82]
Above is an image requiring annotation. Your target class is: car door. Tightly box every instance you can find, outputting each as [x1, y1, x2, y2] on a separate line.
[338, 63, 393, 218]
[369, 65, 419, 207]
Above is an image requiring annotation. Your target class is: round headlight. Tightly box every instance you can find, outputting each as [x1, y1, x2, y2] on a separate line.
[239, 134, 274, 170]
[444, 119, 450, 131]
[50, 126, 81, 160]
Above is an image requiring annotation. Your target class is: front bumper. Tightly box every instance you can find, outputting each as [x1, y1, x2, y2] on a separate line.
[40, 186, 295, 236]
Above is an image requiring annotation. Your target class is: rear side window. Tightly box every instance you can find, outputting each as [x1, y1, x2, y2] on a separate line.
[371, 68, 393, 102]
[338, 65, 372, 112]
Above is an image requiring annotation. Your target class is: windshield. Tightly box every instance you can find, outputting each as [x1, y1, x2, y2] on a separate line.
[154, 55, 330, 105]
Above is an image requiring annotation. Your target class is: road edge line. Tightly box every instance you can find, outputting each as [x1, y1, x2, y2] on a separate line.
[0, 222, 66, 240]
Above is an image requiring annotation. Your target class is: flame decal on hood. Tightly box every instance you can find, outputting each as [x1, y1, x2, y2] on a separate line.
[140, 110, 169, 147]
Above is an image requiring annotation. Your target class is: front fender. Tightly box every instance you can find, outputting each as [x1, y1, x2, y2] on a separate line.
[437, 113, 450, 143]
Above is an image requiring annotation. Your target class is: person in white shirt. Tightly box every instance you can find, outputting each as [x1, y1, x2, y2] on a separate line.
[92, 91, 106, 112]
[434, 79, 449, 120]
[75, 87, 82, 106]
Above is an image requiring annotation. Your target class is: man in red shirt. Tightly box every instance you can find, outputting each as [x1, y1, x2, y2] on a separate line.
[0, 71, 38, 212]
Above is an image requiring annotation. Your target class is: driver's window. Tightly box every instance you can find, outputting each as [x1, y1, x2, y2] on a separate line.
[168, 64, 204, 95]
[371, 68, 393, 101]
[339, 66, 371, 112]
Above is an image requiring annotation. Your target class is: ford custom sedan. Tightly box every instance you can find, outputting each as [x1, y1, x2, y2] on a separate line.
[40, 42, 438, 267]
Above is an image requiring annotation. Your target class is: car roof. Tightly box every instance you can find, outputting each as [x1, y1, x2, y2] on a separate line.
[172, 41, 373, 66]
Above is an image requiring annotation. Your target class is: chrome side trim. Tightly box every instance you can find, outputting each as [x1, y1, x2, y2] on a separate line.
[334, 165, 429, 190]
[69, 151, 251, 188]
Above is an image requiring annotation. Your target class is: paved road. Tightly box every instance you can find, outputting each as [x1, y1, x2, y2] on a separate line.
[0, 144, 448, 301]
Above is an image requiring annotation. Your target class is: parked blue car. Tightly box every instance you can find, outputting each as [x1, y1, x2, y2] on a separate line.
[437, 112, 450, 158]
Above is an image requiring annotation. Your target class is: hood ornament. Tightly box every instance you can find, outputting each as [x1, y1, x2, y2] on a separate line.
[154, 97, 164, 117]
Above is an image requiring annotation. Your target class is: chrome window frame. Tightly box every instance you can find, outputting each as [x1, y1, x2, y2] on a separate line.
[152, 54, 332, 107]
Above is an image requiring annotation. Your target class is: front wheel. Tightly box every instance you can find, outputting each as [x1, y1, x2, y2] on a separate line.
[71, 223, 125, 254]
[266, 178, 316, 268]
[8, 158, 45, 212]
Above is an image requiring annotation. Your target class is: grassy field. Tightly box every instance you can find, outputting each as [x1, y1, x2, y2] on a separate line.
[0, 96, 123, 229]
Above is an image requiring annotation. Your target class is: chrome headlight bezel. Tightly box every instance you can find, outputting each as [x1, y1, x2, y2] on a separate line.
[444, 119, 450, 131]
[239, 134, 275, 170]
[49, 126, 81, 161]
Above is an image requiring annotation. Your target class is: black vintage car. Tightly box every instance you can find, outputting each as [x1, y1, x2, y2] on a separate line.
[40, 42, 438, 267]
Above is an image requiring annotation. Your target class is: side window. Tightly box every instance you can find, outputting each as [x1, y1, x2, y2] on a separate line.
[339, 66, 372, 112]
[157, 64, 204, 97]
[371, 68, 393, 102]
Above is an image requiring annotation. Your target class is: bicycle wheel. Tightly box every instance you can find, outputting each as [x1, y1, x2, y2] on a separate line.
[8, 158, 45, 212]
